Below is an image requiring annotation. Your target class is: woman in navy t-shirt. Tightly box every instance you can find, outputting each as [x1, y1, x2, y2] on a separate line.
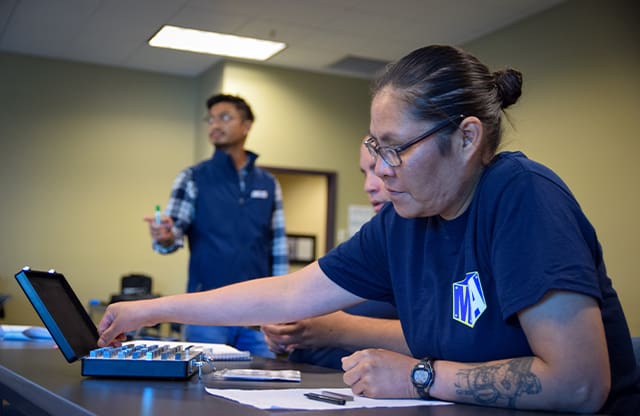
[99, 45, 639, 414]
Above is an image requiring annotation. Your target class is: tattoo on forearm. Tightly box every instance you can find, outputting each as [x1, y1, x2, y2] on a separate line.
[454, 357, 541, 408]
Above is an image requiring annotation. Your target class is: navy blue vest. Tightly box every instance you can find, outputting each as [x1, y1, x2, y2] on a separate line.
[187, 150, 276, 292]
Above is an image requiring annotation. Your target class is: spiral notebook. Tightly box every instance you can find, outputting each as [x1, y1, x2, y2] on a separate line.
[208, 345, 252, 361]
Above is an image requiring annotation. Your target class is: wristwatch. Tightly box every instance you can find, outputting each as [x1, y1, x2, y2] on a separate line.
[411, 357, 435, 399]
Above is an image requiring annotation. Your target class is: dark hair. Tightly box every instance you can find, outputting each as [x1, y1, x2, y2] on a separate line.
[372, 45, 522, 155]
[206, 94, 255, 122]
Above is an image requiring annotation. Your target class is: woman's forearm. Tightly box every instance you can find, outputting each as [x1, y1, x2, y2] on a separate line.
[98, 262, 363, 346]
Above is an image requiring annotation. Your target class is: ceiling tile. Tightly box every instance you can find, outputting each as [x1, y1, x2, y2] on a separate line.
[0, 0, 568, 78]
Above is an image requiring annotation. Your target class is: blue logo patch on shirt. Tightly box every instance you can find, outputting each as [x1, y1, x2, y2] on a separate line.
[452, 271, 487, 328]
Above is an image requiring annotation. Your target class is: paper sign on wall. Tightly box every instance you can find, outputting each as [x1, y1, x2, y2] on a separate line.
[348, 204, 374, 237]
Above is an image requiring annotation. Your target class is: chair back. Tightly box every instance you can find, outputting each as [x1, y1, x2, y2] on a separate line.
[120, 274, 152, 296]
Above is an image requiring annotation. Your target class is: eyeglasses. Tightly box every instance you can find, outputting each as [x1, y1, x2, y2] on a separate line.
[364, 115, 464, 167]
[203, 113, 235, 125]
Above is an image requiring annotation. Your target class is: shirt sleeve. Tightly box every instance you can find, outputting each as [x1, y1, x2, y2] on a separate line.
[270, 179, 289, 275]
[152, 168, 196, 254]
[489, 171, 602, 320]
[318, 207, 393, 303]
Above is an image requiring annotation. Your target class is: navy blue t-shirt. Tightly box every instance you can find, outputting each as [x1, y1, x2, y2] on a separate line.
[319, 151, 639, 413]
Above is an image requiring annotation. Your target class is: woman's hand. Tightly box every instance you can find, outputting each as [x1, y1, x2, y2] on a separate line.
[97, 299, 157, 347]
[342, 349, 418, 398]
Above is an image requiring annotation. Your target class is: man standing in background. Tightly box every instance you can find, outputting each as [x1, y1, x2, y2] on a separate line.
[145, 94, 288, 357]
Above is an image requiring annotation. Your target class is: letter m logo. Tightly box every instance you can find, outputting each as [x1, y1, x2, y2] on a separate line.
[452, 271, 487, 328]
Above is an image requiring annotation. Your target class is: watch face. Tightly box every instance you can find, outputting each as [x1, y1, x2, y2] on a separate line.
[413, 369, 430, 384]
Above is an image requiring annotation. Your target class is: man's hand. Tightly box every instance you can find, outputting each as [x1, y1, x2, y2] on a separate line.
[262, 311, 348, 353]
[143, 215, 174, 247]
[342, 349, 418, 399]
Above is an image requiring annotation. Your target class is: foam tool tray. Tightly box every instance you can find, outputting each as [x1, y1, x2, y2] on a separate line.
[14, 267, 204, 379]
[83, 342, 204, 378]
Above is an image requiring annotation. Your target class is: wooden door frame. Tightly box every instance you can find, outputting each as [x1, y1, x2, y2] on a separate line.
[263, 166, 337, 253]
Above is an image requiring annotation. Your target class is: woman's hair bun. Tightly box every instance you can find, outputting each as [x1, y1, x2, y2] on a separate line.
[494, 68, 523, 109]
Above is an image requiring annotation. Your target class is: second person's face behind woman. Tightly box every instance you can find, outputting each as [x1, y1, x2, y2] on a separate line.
[360, 144, 389, 213]
[369, 87, 477, 220]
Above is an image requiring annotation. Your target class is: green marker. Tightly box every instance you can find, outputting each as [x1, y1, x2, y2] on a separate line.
[155, 205, 162, 224]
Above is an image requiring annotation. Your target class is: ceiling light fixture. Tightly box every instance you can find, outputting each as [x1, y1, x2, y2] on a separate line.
[149, 25, 286, 61]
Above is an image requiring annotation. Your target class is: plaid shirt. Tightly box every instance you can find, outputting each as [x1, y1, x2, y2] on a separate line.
[153, 164, 289, 276]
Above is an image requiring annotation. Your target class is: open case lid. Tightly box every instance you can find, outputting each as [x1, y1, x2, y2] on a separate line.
[14, 267, 99, 362]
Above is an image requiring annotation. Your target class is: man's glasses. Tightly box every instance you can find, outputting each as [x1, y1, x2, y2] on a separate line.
[364, 115, 464, 167]
[203, 113, 235, 125]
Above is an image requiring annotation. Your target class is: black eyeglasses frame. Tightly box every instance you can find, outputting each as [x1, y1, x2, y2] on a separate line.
[365, 115, 465, 167]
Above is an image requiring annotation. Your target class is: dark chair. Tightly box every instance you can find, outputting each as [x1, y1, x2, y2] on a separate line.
[108, 274, 182, 341]
[121, 274, 152, 296]
[0, 293, 10, 319]
[110, 274, 154, 304]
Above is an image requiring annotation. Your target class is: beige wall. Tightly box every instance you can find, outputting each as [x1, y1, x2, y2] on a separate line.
[0, 54, 371, 326]
[462, 0, 640, 333]
[0, 54, 196, 324]
[1, 0, 638, 336]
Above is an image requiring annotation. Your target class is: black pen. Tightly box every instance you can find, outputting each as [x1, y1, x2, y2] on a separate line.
[321, 390, 354, 401]
[304, 392, 346, 405]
